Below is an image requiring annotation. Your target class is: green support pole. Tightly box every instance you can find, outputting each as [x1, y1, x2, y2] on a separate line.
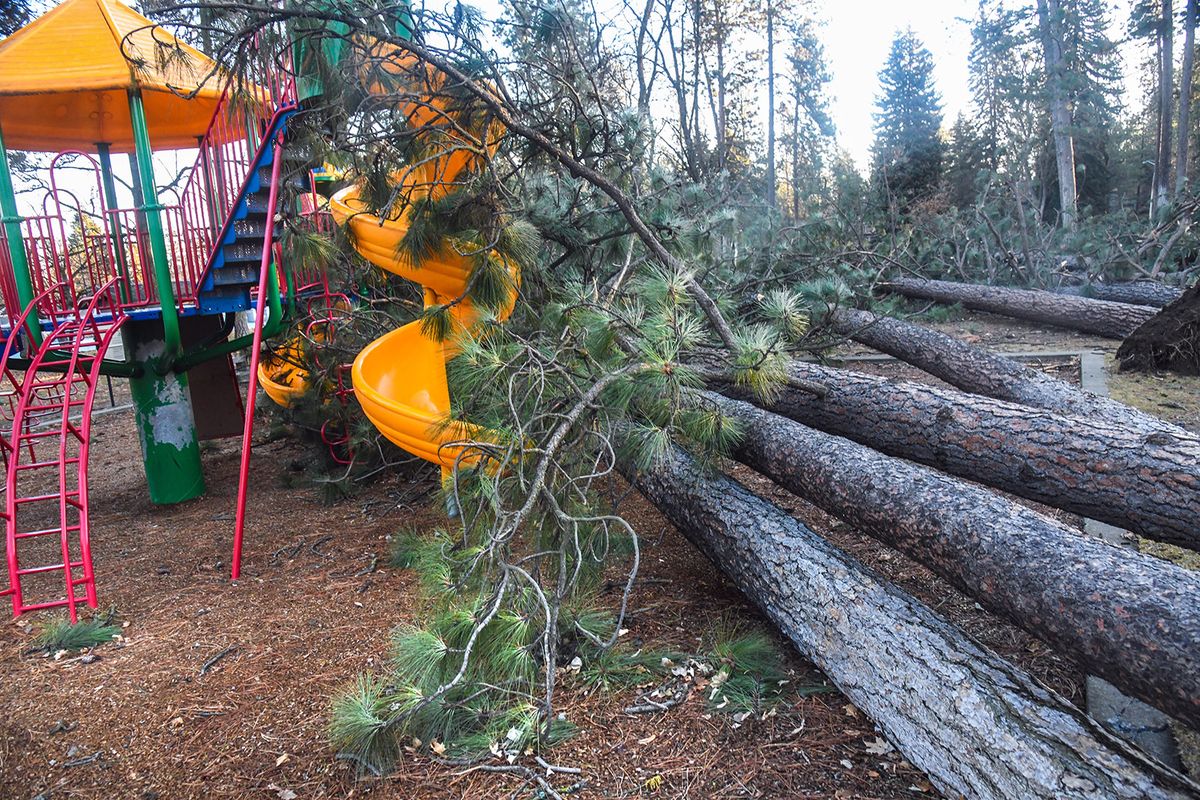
[95, 143, 132, 304]
[127, 90, 182, 356]
[0, 124, 42, 348]
[124, 319, 206, 504]
[124, 92, 205, 504]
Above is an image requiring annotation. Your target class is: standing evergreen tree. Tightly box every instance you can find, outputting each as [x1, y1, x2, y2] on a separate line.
[1036, 0, 1079, 228]
[968, 0, 1042, 180]
[1176, 0, 1197, 194]
[780, 9, 834, 218]
[1057, 0, 1122, 212]
[967, 0, 1120, 215]
[1131, 0, 1179, 213]
[945, 114, 989, 208]
[0, 0, 32, 36]
[870, 29, 945, 211]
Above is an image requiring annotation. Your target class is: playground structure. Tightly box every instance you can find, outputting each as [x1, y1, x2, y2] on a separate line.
[0, 0, 498, 620]
[0, 0, 303, 619]
[0, 0, 470, 623]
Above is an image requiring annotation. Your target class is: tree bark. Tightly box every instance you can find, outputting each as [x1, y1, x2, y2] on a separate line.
[628, 446, 1200, 800]
[708, 392, 1200, 728]
[1036, 0, 1078, 230]
[1056, 281, 1184, 307]
[790, 87, 800, 219]
[879, 277, 1156, 338]
[829, 308, 1181, 435]
[634, 0, 657, 115]
[1177, 0, 1196, 196]
[716, 357, 1200, 551]
[1117, 282, 1200, 375]
[765, 0, 776, 208]
[1157, 0, 1176, 211]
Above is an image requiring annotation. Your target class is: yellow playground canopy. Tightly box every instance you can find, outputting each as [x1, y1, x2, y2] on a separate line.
[0, 0, 227, 152]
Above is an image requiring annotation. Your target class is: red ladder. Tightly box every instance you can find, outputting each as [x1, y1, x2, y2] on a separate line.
[3, 279, 126, 620]
[0, 282, 74, 606]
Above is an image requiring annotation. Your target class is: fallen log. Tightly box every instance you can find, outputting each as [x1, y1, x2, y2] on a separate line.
[716, 359, 1200, 552]
[1118, 282, 1200, 375]
[1056, 281, 1183, 308]
[708, 392, 1200, 729]
[880, 277, 1156, 338]
[830, 307, 1185, 435]
[628, 446, 1199, 800]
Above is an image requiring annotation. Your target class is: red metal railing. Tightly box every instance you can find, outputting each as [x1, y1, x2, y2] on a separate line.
[1, 28, 296, 329]
[231, 129, 288, 580]
[3, 278, 126, 620]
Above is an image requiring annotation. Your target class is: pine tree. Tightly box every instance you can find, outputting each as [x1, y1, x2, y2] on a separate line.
[968, 0, 1042, 179]
[967, 0, 1120, 214]
[945, 114, 989, 209]
[0, 0, 31, 36]
[780, 10, 834, 218]
[1056, 0, 1122, 212]
[1131, 0, 1181, 213]
[870, 29, 945, 211]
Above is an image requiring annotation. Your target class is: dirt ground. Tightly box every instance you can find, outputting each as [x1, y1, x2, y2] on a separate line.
[1, 310, 1196, 799]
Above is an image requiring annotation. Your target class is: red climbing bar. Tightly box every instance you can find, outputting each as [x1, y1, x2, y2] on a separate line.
[4, 279, 125, 620]
[231, 130, 288, 581]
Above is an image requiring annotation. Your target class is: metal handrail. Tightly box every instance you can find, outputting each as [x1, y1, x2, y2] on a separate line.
[231, 127, 288, 580]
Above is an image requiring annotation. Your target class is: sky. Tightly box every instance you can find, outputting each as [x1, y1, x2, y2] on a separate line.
[11, 0, 1143, 207]
[456, 0, 981, 171]
[814, 0, 974, 169]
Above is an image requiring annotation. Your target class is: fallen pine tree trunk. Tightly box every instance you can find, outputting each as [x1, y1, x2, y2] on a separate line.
[880, 277, 1156, 338]
[829, 307, 1185, 435]
[1118, 283, 1200, 375]
[1056, 281, 1183, 308]
[708, 392, 1200, 729]
[715, 359, 1200, 552]
[627, 446, 1199, 800]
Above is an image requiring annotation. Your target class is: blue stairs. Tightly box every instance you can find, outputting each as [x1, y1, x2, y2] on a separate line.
[195, 109, 299, 315]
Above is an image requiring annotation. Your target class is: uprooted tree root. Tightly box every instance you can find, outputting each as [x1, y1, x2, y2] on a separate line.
[1118, 284, 1200, 375]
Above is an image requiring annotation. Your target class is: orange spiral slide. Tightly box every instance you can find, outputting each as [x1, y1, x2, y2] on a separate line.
[262, 45, 515, 476]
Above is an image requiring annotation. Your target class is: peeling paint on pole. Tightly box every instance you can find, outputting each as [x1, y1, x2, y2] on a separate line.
[126, 321, 205, 504]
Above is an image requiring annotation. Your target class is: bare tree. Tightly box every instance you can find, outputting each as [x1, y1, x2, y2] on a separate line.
[631, 0, 663, 115]
[1177, 0, 1196, 195]
[661, 0, 703, 179]
[765, 0, 776, 206]
[1035, 0, 1078, 229]
[1156, 0, 1176, 211]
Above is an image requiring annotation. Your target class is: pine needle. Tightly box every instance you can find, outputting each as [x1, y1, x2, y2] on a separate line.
[31, 614, 119, 653]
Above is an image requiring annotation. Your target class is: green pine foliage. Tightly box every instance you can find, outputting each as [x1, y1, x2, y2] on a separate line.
[704, 625, 791, 717]
[871, 28, 945, 211]
[31, 613, 120, 653]
[188, 0, 1200, 786]
[331, 525, 587, 771]
[576, 646, 679, 694]
[329, 674, 398, 775]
